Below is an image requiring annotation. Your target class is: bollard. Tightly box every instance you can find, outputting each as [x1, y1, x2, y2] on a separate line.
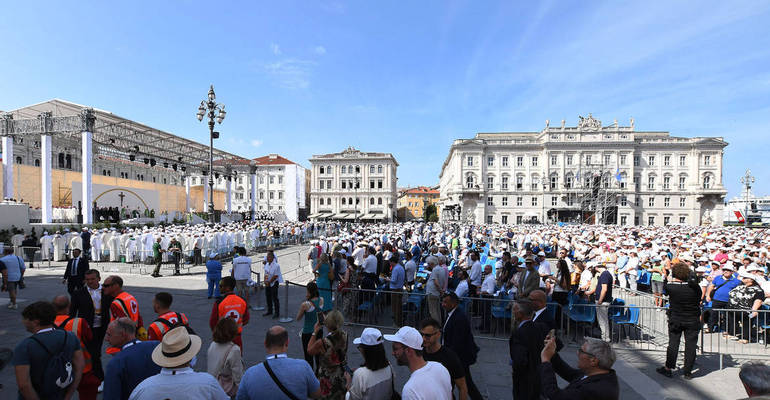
[252, 272, 265, 311]
[279, 281, 293, 323]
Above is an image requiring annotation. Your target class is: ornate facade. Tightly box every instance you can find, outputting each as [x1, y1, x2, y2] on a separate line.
[309, 147, 398, 222]
[438, 115, 727, 226]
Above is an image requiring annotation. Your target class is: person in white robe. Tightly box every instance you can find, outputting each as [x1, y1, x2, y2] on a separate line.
[39, 232, 53, 261]
[52, 232, 66, 261]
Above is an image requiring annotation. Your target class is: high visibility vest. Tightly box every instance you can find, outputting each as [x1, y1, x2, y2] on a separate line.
[218, 294, 246, 333]
[55, 315, 92, 373]
[111, 292, 141, 324]
[149, 311, 190, 340]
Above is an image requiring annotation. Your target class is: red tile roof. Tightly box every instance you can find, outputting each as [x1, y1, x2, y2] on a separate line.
[401, 186, 439, 195]
[252, 154, 297, 165]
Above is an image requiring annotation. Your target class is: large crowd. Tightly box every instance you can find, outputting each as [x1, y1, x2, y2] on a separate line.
[2, 221, 770, 399]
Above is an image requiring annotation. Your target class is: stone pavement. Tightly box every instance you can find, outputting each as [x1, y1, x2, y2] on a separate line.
[0, 247, 753, 399]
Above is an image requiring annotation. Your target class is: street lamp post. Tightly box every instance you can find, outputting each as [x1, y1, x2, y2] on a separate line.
[197, 85, 226, 222]
[740, 169, 754, 227]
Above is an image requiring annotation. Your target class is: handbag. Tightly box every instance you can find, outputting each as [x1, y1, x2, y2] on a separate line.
[264, 359, 301, 400]
[216, 343, 238, 396]
[389, 365, 401, 400]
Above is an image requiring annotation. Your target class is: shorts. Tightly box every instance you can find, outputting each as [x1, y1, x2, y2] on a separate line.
[235, 280, 249, 297]
[6, 281, 19, 294]
[651, 280, 664, 294]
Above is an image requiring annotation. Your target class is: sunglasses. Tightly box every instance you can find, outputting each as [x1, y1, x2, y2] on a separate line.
[102, 283, 115, 287]
[420, 330, 440, 338]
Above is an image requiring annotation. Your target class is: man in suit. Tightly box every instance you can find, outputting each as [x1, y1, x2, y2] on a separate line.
[518, 257, 541, 297]
[510, 299, 549, 400]
[529, 289, 555, 329]
[71, 269, 113, 382]
[62, 248, 89, 294]
[81, 227, 92, 261]
[442, 292, 483, 400]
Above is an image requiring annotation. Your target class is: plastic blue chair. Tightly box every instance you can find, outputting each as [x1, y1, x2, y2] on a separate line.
[636, 271, 651, 286]
[609, 298, 626, 322]
[614, 305, 640, 340]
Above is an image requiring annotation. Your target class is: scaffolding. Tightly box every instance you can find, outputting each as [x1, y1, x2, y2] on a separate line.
[577, 163, 620, 224]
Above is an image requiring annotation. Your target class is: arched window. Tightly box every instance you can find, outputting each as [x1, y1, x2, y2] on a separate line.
[34, 159, 40, 167]
[565, 173, 573, 189]
[341, 166, 346, 174]
[378, 197, 383, 205]
[703, 174, 712, 189]
[341, 198, 346, 205]
[370, 198, 374, 205]
[320, 198, 324, 205]
[58, 153, 65, 168]
[15, 156, 22, 164]
[466, 175, 474, 189]
[327, 197, 332, 205]
[348, 197, 353, 205]
[378, 165, 383, 173]
[549, 173, 559, 190]
[65, 154, 72, 169]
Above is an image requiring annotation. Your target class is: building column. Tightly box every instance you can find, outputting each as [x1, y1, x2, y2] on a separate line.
[184, 175, 191, 212]
[202, 173, 209, 211]
[41, 134, 53, 223]
[226, 176, 232, 214]
[1, 135, 13, 200]
[250, 167, 257, 220]
[82, 131, 93, 224]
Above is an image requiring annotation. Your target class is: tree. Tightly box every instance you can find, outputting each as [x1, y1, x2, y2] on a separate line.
[424, 203, 438, 222]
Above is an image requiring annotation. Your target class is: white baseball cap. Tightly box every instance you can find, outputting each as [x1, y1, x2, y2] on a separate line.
[353, 327, 384, 346]
[383, 326, 423, 350]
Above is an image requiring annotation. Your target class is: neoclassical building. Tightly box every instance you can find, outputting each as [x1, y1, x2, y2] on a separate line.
[438, 115, 727, 226]
[309, 147, 398, 222]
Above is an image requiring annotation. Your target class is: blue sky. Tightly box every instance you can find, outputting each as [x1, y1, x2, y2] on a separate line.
[2, 1, 769, 198]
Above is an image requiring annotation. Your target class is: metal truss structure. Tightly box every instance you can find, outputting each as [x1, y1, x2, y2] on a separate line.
[1, 99, 248, 175]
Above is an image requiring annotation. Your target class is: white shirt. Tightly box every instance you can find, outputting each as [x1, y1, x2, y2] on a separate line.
[87, 284, 103, 328]
[469, 261, 482, 286]
[346, 365, 393, 400]
[455, 280, 469, 298]
[538, 259, 552, 276]
[480, 274, 496, 295]
[405, 260, 417, 283]
[231, 256, 252, 281]
[264, 260, 284, 285]
[363, 254, 378, 274]
[352, 247, 366, 266]
[402, 361, 452, 400]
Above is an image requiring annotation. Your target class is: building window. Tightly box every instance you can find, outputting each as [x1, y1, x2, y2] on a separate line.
[516, 215, 523, 224]
[664, 197, 670, 207]
[377, 180, 383, 189]
[58, 153, 65, 168]
[516, 176, 523, 190]
[664, 216, 671, 225]
[501, 176, 508, 190]
[679, 176, 686, 190]
[319, 166, 324, 174]
[567, 195, 574, 206]
[516, 156, 523, 167]
[370, 165, 375, 173]
[679, 216, 686, 224]
[370, 198, 375, 205]
[370, 180, 375, 189]
[15, 156, 22, 164]
[532, 197, 538, 206]
[620, 196, 628, 206]
[378, 165, 383, 173]
[341, 166, 346, 174]
[680, 197, 686, 207]
[516, 197, 523, 207]
[550, 175, 558, 190]
[502, 196, 508, 206]
[487, 215, 493, 224]
[620, 155, 627, 165]
[355, 166, 360, 173]
[487, 176, 494, 190]
[704, 155, 711, 166]
[566, 155, 573, 166]
[551, 196, 557, 206]
[327, 166, 332, 174]
[278, 191, 283, 199]
[378, 197, 383, 205]
[664, 155, 670, 166]
[278, 176, 283, 184]
[551, 155, 557, 166]
[635, 196, 640, 207]
[531, 156, 538, 167]
[319, 180, 325, 189]
[320, 198, 324, 205]
[633, 156, 640, 166]
[647, 175, 655, 190]
[65, 154, 72, 169]
[502, 156, 508, 167]
[585, 155, 592, 166]
[679, 155, 686, 167]
[703, 175, 712, 189]
[502, 215, 508, 224]
[329, 198, 333, 205]
[487, 196, 493, 206]
[466, 175, 474, 189]
[259, 176, 264, 184]
[342, 181, 347, 189]
[604, 154, 611, 166]
[269, 176, 274, 184]
[487, 156, 494, 167]
[648, 216, 655, 226]
[327, 179, 332, 188]
[648, 197, 655, 207]
[467, 156, 474, 167]
[620, 215, 627, 225]
[663, 176, 670, 190]
[648, 155, 655, 166]
[269, 192, 274, 199]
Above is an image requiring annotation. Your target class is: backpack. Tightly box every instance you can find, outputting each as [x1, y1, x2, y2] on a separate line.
[154, 312, 197, 336]
[29, 332, 75, 398]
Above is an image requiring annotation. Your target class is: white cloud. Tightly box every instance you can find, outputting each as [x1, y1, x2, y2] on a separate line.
[263, 59, 316, 89]
[270, 43, 281, 55]
[251, 139, 263, 147]
[314, 46, 326, 55]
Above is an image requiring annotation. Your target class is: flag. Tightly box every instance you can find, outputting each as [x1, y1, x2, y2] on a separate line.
[615, 168, 622, 182]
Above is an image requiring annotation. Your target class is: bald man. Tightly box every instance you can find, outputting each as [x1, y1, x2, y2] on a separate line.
[528, 289, 555, 330]
[237, 326, 321, 399]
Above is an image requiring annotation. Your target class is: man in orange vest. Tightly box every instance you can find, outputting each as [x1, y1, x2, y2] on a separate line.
[103, 275, 145, 340]
[148, 292, 191, 340]
[209, 276, 249, 350]
[52, 295, 100, 400]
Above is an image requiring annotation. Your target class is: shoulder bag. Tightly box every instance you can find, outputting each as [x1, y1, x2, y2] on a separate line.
[215, 343, 238, 396]
[264, 359, 301, 400]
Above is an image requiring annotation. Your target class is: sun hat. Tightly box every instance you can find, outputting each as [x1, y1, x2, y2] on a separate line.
[383, 326, 423, 350]
[353, 327, 384, 346]
[151, 326, 202, 368]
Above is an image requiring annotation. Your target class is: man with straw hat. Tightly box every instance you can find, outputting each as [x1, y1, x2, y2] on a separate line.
[128, 326, 228, 399]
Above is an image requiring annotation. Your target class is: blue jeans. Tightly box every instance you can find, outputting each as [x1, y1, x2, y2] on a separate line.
[207, 276, 221, 298]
